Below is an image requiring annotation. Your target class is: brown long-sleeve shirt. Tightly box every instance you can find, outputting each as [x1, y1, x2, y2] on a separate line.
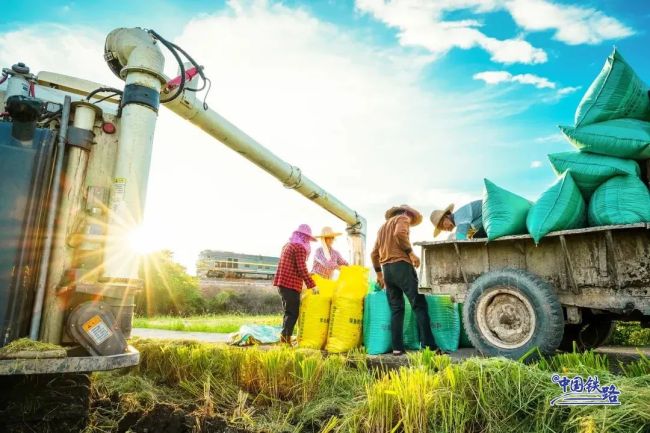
[370, 214, 413, 271]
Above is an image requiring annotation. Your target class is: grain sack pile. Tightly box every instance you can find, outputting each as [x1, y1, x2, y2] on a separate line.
[482, 48, 650, 243]
[325, 265, 368, 353]
[297, 275, 336, 350]
[362, 285, 423, 355]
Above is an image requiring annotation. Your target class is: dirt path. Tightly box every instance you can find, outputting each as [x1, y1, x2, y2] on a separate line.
[132, 328, 231, 343]
[132, 328, 648, 364]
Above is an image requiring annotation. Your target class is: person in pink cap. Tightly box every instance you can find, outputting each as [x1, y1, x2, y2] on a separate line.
[273, 224, 317, 344]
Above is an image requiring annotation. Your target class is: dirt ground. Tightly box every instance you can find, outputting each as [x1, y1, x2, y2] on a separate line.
[92, 391, 251, 433]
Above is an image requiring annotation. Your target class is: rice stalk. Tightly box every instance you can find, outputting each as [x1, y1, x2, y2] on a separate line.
[618, 352, 650, 378]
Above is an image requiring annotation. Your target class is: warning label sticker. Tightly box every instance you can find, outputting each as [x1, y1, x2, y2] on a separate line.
[82, 315, 113, 345]
[110, 178, 127, 213]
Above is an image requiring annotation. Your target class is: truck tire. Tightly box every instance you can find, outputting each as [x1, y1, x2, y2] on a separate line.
[559, 318, 615, 352]
[463, 269, 564, 359]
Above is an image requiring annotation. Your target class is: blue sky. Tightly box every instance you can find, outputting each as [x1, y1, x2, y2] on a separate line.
[1, 0, 647, 271]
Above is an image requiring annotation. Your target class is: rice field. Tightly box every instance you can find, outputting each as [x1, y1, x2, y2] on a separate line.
[133, 314, 282, 333]
[85, 338, 650, 433]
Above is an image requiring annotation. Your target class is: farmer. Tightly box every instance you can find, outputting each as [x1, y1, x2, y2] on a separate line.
[274, 224, 317, 344]
[429, 200, 486, 240]
[371, 205, 436, 356]
[311, 226, 348, 279]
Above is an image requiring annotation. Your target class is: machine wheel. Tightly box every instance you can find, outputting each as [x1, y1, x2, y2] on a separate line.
[559, 317, 615, 352]
[463, 269, 564, 359]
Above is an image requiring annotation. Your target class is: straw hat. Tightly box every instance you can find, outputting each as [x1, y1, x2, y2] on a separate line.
[293, 224, 316, 241]
[315, 226, 342, 238]
[385, 204, 423, 226]
[430, 204, 455, 237]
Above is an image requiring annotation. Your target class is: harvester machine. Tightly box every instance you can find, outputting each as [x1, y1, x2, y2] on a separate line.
[0, 27, 365, 431]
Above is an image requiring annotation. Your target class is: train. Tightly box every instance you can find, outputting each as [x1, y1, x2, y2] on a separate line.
[197, 250, 279, 280]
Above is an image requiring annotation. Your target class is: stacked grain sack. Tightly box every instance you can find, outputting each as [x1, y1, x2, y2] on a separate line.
[297, 266, 367, 352]
[482, 49, 650, 244]
[363, 284, 421, 355]
[555, 49, 650, 228]
[297, 275, 336, 349]
[325, 265, 368, 353]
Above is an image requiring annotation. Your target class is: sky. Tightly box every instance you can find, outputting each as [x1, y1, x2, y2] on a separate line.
[1, 0, 648, 273]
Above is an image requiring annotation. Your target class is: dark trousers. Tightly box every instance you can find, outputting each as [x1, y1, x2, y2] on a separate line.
[383, 261, 436, 352]
[278, 286, 300, 338]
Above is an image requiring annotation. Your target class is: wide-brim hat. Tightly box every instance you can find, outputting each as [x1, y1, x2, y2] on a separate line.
[430, 204, 455, 237]
[385, 204, 423, 226]
[315, 226, 342, 238]
[293, 224, 317, 241]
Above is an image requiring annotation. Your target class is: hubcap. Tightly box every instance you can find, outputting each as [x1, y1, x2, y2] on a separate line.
[476, 286, 536, 349]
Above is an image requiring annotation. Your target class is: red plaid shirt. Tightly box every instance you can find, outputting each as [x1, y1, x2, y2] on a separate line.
[273, 243, 315, 292]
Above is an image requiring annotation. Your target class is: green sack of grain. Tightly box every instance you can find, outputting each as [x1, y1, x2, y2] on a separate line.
[457, 303, 473, 348]
[482, 179, 532, 240]
[575, 49, 650, 127]
[363, 285, 392, 355]
[526, 171, 586, 244]
[548, 152, 641, 198]
[425, 294, 460, 352]
[560, 119, 650, 160]
[403, 296, 421, 350]
[588, 175, 650, 227]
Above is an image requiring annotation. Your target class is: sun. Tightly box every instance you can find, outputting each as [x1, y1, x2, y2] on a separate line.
[127, 225, 161, 255]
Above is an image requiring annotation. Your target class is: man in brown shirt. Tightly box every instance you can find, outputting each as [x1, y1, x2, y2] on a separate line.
[371, 204, 436, 355]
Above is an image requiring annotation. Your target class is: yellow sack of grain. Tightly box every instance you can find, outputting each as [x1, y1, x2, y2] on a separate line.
[325, 266, 368, 353]
[334, 265, 369, 299]
[297, 275, 336, 349]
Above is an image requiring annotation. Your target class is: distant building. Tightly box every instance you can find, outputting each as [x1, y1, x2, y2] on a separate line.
[197, 250, 279, 280]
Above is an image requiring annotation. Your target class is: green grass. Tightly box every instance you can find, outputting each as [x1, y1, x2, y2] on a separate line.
[610, 322, 650, 347]
[133, 314, 282, 333]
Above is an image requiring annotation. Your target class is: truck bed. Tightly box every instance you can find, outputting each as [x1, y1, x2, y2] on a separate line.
[415, 223, 650, 315]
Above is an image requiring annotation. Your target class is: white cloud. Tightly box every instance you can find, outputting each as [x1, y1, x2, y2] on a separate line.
[0, 25, 119, 86]
[506, 0, 634, 45]
[530, 160, 543, 168]
[355, 0, 547, 64]
[473, 70, 555, 89]
[534, 133, 565, 144]
[355, 0, 633, 66]
[557, 85, 581, 95]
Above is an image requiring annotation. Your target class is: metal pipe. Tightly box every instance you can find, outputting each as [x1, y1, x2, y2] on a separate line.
[163, 94, 367, 263]
[29, 96, 71, 339]
[103, 29, 165, 280]
[102, 71, 162, 279]
[40, 107, 96, 343]
[102, 27, 366, 264]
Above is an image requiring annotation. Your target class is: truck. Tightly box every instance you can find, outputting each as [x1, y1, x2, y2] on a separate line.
[0, 28, 366, 432]
[416, 220, 650, 359]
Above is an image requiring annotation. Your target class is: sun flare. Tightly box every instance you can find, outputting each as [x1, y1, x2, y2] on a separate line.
[127, 226, 161, 255]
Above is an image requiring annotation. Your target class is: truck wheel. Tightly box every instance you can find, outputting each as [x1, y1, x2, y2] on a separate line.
[559, 318, 615, 352]
[463, 269, 564, 359]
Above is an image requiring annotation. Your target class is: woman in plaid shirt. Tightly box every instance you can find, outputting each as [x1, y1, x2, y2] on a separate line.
[273, 224, 317, 344]
[311, 226, 348, 278]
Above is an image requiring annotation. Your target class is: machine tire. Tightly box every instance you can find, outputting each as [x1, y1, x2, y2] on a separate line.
[463, 268, 564, 359]
[559, 317, 615, 352]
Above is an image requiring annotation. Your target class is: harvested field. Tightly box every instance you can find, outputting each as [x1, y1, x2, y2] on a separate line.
[82, 338, 650, 433]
